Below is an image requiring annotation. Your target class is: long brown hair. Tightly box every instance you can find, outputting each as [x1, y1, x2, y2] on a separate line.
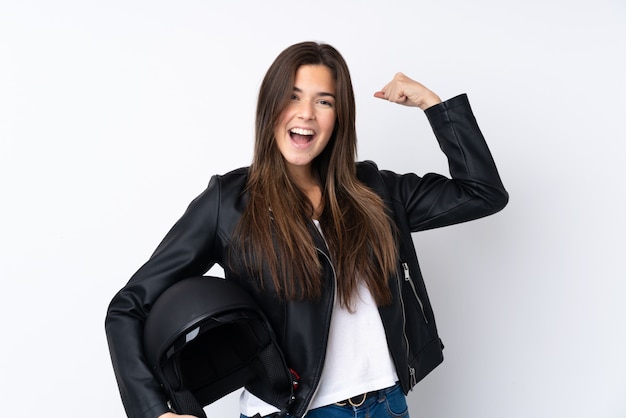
[235, 41, 397, 309]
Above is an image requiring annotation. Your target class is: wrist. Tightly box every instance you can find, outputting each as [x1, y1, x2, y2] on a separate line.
[419, 93, 442, 111]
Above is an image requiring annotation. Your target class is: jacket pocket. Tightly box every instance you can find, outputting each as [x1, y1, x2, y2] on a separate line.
[401, 262, 428, 324]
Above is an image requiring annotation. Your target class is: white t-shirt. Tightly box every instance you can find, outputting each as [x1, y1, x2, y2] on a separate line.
[239, 221, 398, 417]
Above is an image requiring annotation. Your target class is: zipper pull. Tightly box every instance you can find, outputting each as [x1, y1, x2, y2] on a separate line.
[402, 262, 410, 281]
[409, 366, 417, 388]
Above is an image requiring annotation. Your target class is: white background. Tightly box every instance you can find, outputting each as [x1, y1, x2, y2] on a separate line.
[1, 1, 625, 417]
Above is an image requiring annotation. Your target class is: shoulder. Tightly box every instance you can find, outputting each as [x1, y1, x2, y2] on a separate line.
[356, 160, 402, 187]
[207, 167, 250, 216]
[208, 166, 249, 192]
[215, 166, 249, 182]
[188, 167, 249, 213]
[356, 161, 422, 206]
[356, 160, 393, 200]
[356, 160, 380, 182]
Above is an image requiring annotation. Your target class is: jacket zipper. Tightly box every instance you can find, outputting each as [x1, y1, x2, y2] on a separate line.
[300, 222, 336, 417]
[402, 262, 428, 324]
[395, 266, 418, 390]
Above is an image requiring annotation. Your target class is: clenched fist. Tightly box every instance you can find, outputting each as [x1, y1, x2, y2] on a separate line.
[374, 72, 441, 110]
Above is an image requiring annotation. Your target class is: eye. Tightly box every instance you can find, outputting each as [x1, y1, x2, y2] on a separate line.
[318, 99, 334, 107]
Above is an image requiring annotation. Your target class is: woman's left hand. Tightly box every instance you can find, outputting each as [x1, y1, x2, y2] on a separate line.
[374, 72, 442, 110]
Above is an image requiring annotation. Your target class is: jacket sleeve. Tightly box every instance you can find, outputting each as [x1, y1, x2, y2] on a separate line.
[381, 94, 508, 231]
[104, 175, 221, 418]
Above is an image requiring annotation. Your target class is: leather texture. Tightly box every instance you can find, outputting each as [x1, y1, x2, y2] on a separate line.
[105, 94, 508, 418]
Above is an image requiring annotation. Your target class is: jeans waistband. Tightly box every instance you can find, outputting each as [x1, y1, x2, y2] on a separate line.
[334, 382, 400, 408]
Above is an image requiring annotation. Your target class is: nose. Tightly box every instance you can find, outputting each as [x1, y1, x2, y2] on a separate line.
[296, 100, 315, 120]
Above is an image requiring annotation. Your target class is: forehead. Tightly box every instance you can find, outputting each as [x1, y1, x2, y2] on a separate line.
[293, 65, 336, 94]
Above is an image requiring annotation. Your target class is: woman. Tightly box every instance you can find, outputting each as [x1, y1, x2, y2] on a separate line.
[105, 41, 508, 418]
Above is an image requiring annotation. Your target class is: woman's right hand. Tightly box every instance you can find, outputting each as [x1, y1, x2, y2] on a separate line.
[158, 412, 198, 418]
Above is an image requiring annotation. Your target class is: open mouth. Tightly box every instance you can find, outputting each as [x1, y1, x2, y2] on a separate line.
[289, 127, 315, 145]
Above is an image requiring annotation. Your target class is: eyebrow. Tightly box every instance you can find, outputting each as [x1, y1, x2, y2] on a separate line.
[293, 86, 336, 99]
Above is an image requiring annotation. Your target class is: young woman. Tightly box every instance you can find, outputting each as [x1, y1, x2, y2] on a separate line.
[105, 41, 508, 418]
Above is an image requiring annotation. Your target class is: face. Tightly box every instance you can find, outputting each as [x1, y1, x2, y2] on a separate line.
[274, 64, 337, 179]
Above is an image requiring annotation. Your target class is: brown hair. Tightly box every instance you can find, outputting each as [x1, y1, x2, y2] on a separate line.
[235, 41, 397, 309]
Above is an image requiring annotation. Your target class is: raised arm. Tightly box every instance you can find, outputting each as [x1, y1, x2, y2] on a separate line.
[374, 73, 508, 231]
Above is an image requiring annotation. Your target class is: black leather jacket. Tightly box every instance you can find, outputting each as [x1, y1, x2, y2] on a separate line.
[105, 94, 508, 418]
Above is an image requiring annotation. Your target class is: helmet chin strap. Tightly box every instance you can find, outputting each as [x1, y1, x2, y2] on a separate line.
[250, 412, 289, 418]
[170, 389, 206, 418]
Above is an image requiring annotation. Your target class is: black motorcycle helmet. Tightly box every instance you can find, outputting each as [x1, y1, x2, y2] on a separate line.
[143, 276, 295, 418]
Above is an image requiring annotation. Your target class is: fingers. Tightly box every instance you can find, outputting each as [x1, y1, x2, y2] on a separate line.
[374, 72, 441, 110]
[373, 72, 417, 106]
[373, 89, 408, 103]
[373, 91, 386, 99]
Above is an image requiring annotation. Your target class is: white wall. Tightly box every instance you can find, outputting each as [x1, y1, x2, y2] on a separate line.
[1, 1, 624, 417]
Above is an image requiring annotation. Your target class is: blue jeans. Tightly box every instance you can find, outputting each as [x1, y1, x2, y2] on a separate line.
[241, 382, 409, 418]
